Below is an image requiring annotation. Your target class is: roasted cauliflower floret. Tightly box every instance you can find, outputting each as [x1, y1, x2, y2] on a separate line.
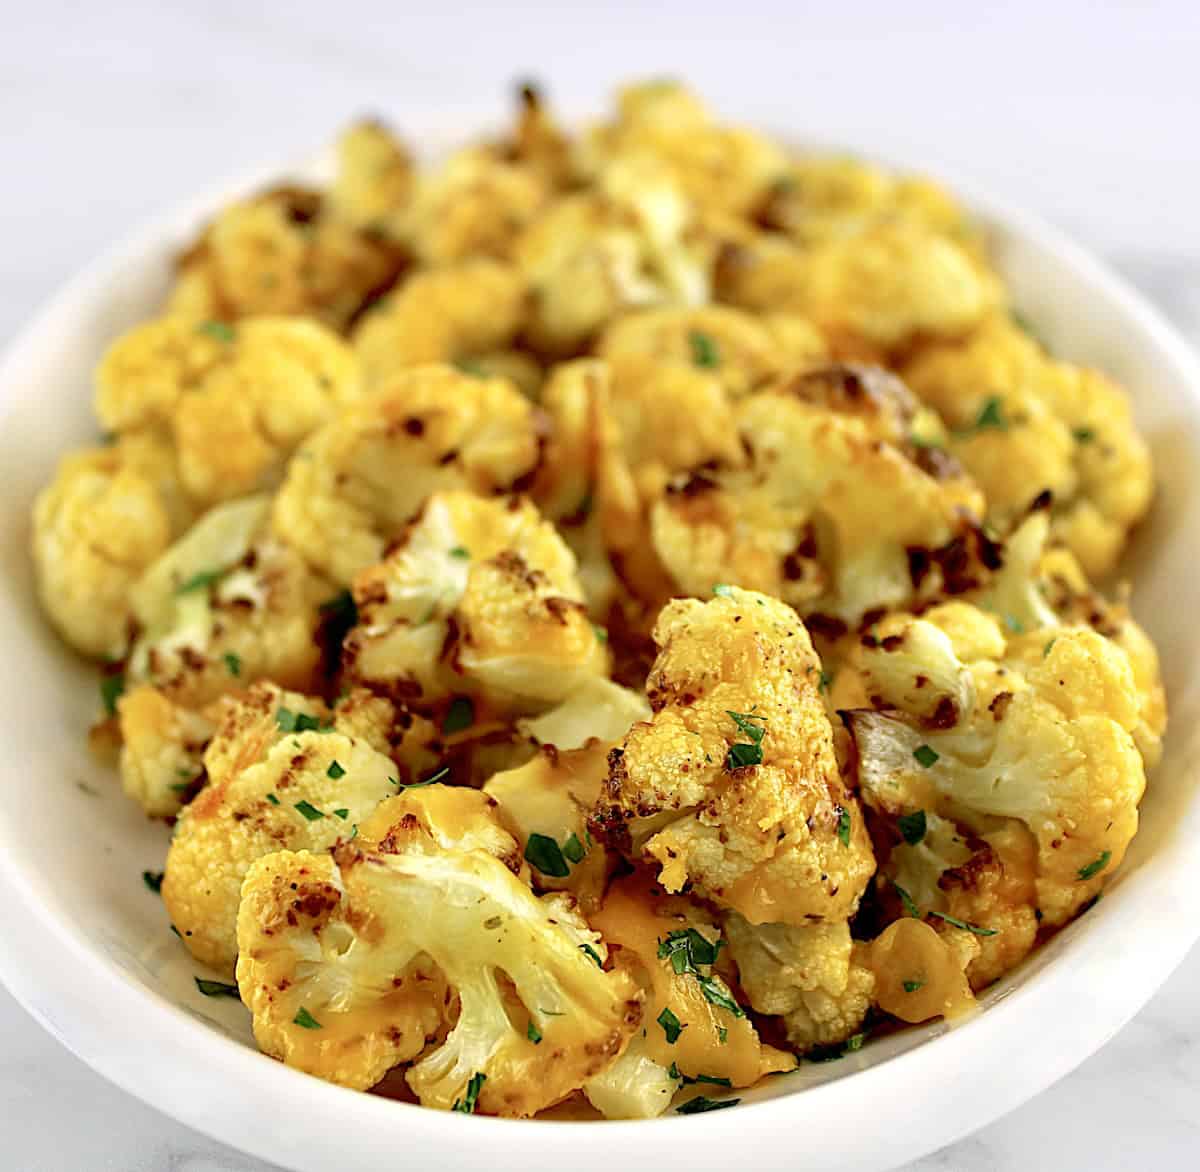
[594, 587, 874, 924]
[126, 495, 332, 707]
[343, 491, 607, 712]
[31, 441, 176, 658]
[590, 873, 792, 1103]
[272, 364, 543, 585]
[723, 913, 875, 1052]
[237, 791, 642, 1113]
[846, 612, 1147, 927]
[168, 184, 403, 330]
[352, 260, 528, 387]
[327, 119, 413, 232]
[902, 313, 1154, 577]
[117, 685, 215, 817]
[163, 683, 411, 971]
[650, 364, 988, 623]
[96, 314, 360, 506]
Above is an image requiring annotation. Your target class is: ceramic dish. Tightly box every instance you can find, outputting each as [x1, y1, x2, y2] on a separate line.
[1, 120, 1199, 1172]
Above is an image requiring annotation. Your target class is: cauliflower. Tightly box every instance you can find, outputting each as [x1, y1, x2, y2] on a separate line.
[649, 364, 988, 624]
[327, 119, 413, 232]
[578, 81, 787, 219]
[125, 495, 333, 707]
[514, 158, 708, 354]
[845, 607, 1148, 926]
[902, 313, 1154, 577]
[96, 314, 360, 506]
[397, 147, 549, 266]
[723, 913, 874, 1052]
[31, 440, 175, 658]
[271, 364, 544, 586]
[163, 682, 416, 971]
[593, 587, 875, 924]
[596, 305, 828, 401]
[589, 872, 793, 1099]
[167, 184, 403, 330]
[236, 789, 642, 1113]
[342, 490, 608, 712]
[117, 685, 215, 817]
[352, 260, 528, 388]
[516, 675, 651, 750]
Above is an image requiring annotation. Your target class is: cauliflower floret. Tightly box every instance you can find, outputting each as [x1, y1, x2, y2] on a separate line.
[327, 119, 413, 232]
[902, 313, 1154, 577]
[593, 587, 874, 924]
[579, 81, 787, 219]
[352, 260, 528, 387]
[343, 491, 608, 712]
[272, 365, 543, 586]
[397, 147, 549, 266]
[515, 158, 708, 354]
[31, 441, 175, 658]
[516, 675, 651, 750]
[583, 1033, 680, 1120]
[846, 618, 1147, 926]
[236, 791, 642, 1113]
[117, 685, 215, 817]
[590, 873, 793, 1093]
[484, 740, 612, 911]
[125, 495, 333, 707]
[96, 315, 360, 506]
[650, 365, 988, 623]
[167, 184, 403, 330]
[163, 682, 413, 971]
[723, 913, 874, 1052]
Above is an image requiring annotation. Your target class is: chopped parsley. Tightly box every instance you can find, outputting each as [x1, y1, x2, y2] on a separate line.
[928, 909, 998, 937]
[593, 624, 609, 643]
[197, 320, 235, 344]
[1077, 850, 1111, 881]
[399, 766, 451, 789]
[562, 833, 586, 864]
[898, 809, 927, 845]
[449, 546, 471, 559]
[524, 833, 570, 877]
[712, 583, 734, 597]
[658, 928, 722, 972]
[100, 672, 125, 718]
[332, 808, 349, 820]
[697, 978, 745, 1017]
[275, 708, 329, 734]
[265, 793, 280, 806]
[223, 652, 241, 677]
[893, 883, 922, 919]
[293, 1007, 322, 1030]
[1043, 638, 1057, 658]
[195, 977, 240, 999]
[657, 1006, 685, 1043]
[526, 1020, 542, 1045]
[293, 800, 325, 822]
[902, 979, 924, 993]
[453, 1072, 486, 1113]
[453, 359, 487, 378]
[1073, 426, 1096, 443]
[818, 670, 833, 694]
[966, 396, 1008, 432]
[806, 1032, 866, 1062]
[442, 697, 475, 735]
[725, 708, 766, 770]
[676, 1095, 740, 1115]
[579, 943, 603, 967]
[836, 806, 852, 847]
[175, 569, 223, 595]
[688, 330, 720, 368]
[326, 760, 346, 780]
[142, 870, 164, 894]
[717, 1026, 728, 1044]
[1003, 613, 1025, 634]
[683, 1073, 732, 1088]
[913, 744, 939, 769]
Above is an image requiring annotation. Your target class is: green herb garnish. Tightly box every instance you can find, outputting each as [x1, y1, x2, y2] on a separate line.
[676, 1095, 739, 1115]
[265, 793, 280, 806]
[442, 697, 475, 735]
[579, 943, 603, 967]
[223, 652, 241, 677]
[688, 330, 720, 368]
[275, 708, 327, 734]
[526, 1021, 542, 1045]
[142, 870, 164, 894]
[400, 766, 451, 790]
[658, 928, 721, 972]
[332, 808, 349, 820]
[928, 909, 998, 937]
[562, 833, 586, 864]
[175, 569, 223, 595]
[657, 1006, 685, 1043]
[195, 977, 240, 999]
[449, 546, 471, 559]
[524, 833, 570, 878]
[1043, 638, 1057, 658]
[967, 396, 1008, 432]
[836, 806, 852, 847]
[326, 760, 345, 780]
[898, 810, 927, 845]
[894, 883, 922, 919]
[1077, 850, 1112, 881]
[712, 583, 734, 597]
[197, 320, 235, 344]
[1073, 426, 1096, 443]
[293, 1007, 322, 1029]
[913, 744, 939, 769]
[725, 708, 766, 770]
[902, 979, 924, 993]
[100, 672, 125, 718]
[293, 800, 325, 822]
[453, 1072, 486, 1113]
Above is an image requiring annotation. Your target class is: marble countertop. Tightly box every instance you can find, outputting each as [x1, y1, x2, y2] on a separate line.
[3, 2, 1200, 1168]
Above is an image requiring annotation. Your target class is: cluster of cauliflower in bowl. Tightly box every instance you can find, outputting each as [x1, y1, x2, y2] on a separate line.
[28, 79, 1166, 1121]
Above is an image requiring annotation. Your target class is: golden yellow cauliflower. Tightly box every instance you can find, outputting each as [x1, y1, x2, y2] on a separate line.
[327, 119, 413, 232]
[163, 682, 417, 972]
[650, 364, 988, 623]
[593, 587, 874, 924]
[96, 314, 360, 506]
[272, 364, 544, 586]
[124, 495, 333, 708]
[117, 685, 215, 817]
[31, 431, 189, 658]
[168, 184, 403, 330]
[352, 260, 528, 387]
[844, 602, 1148, 927]
[902, 313, 1154, 577]
[343, 490, 608, 713]
[237, 788, 642, 1113]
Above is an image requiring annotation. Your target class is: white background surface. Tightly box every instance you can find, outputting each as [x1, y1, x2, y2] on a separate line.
[2, 2, 1199, 1168]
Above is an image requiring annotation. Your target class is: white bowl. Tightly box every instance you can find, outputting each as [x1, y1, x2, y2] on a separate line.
[2, 126, 1199, 1172]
